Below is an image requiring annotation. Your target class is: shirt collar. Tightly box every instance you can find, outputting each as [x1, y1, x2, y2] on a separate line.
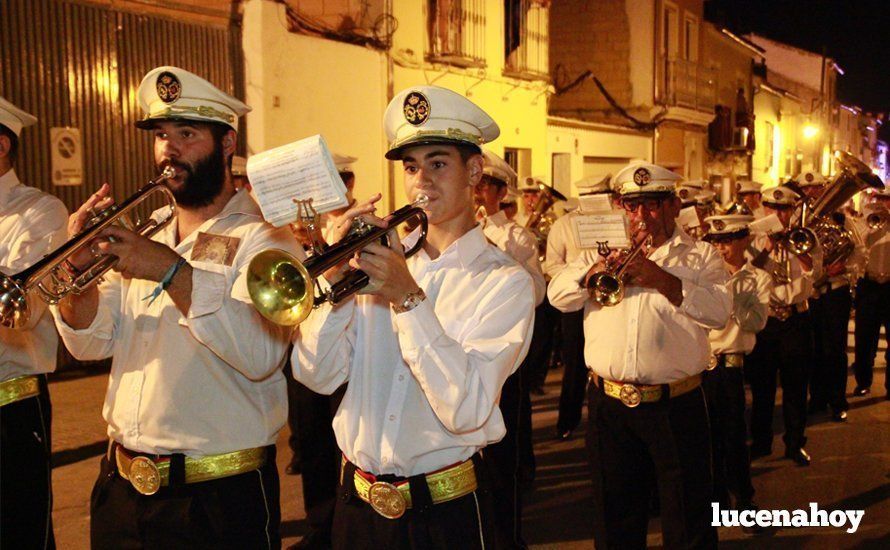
[486, 210, 509, 227]
[649, 223, 693, 261]
[410, 224, 489, 269]
[0, 168, 20, 206]
[219, 188, 263, 220]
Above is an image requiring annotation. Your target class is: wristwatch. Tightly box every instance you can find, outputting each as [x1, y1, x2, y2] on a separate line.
[392, 288, 427, 314]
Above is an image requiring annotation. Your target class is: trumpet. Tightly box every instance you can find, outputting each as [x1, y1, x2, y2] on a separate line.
[0, 167, 177, 329]
[586, 223, 652, 307]
[247, 195, 429, 326]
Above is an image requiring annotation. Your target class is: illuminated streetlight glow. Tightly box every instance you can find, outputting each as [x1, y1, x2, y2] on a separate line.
[803, 124, 820, 139]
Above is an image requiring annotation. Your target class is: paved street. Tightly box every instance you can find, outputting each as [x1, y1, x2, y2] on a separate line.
[49, 361, 888, 549]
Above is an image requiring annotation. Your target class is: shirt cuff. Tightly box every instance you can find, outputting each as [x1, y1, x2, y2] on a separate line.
[393, 298, 444, 350]
[51, 302, 113, 339]
[679, 279, 701, 317]
[187, 266, 227, 319]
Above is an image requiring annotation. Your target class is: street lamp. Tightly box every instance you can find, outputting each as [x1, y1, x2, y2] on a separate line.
[803, 123, 820, 139]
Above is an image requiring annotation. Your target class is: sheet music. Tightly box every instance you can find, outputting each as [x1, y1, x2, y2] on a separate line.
[572, 213, 630, 249]
[578, 195, 613, 214]
[749, 214, 785, 235]
[246, 135, 349, 227]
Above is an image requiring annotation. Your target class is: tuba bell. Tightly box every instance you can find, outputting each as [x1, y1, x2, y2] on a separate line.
[0, 167, 177, 329]
[523, 179, 567, 260]
[247, 195, 429, 326]
[784, 152, 884, 263]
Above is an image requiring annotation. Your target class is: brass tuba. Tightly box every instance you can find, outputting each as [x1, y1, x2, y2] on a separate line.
[523, 179, 567, 259]
[247, 196, 429, 326]
[0, 167, 177, 329]
[586, 222, 652, 306]
[784, 151, 884, 264]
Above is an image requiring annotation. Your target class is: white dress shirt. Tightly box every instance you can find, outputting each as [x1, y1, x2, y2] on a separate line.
[709, 263, 772, 355]
[1, 169, 68, 382]
[543, 212, 584, 280]
[293, 225, 535, 477]
[52, 190, 300, 456]
[481, 211, 545, 306]
[861, 220, 890, 282]
[548, 225, 731, 384]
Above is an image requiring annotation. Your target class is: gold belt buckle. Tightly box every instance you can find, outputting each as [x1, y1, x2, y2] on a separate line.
[619, 384, 642, 408]
[706, 355, 718, 371]
[368, 481, 407, 519]
[128, 456, 161, 496]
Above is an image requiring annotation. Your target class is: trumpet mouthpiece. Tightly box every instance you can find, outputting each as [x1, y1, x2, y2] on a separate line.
[161, 165, 177, 179]
[414, 194, 430, 208]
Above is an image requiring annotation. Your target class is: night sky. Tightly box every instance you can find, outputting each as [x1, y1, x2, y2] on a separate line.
[706, 0, 890, 141]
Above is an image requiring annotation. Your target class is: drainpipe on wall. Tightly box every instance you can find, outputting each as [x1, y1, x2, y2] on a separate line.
[385, 0, 396, 212]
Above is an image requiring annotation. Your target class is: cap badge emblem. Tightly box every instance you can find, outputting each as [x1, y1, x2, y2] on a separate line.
[679, 189, 689, 199]
[735, 182, 742, 192]
[156, 71, 181, 104]
[713, 219, 726, 231]
[633, 168, 651, 186]
[403, 91, 430, 126]
[774, 190, 784, 200]
[805, 173, 814, 183]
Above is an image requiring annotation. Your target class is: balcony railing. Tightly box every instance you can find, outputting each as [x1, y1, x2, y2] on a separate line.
[661, 57, 716, 111]
[504, 0, 549, 79]
[427, 0, 486, 67]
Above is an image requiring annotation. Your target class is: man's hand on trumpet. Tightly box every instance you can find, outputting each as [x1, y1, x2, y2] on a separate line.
[66, 183, 115, 271]
[320, 193, 384, 283]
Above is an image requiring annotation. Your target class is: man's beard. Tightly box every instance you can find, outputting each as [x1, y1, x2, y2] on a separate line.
[159, 143, 226, 208]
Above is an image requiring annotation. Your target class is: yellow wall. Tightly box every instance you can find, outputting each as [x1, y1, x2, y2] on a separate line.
[752, 88, 782, 186]
[242, 0, 550, 212]
[242, 0, 389, 207]
[547, 118, 652, 197]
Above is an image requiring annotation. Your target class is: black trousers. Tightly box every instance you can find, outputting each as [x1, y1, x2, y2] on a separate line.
[854, 278, 890, 391]
[746, 311, 813, 453]
[482, 364, 533, 549]
[332, 456, 495, 550]
[526, 298, 558, 390]
[808, 286, 852, 411]
[0, 375, 55, 550]
[702, 362, 754, 507]
[292, 378, 346, 541]
[585, 381, 717, 550]
[556, 310, 586, 434]
[90, 446, 281, 549]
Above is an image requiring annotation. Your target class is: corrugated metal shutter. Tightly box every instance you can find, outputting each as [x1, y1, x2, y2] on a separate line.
[0, 0, 243, 213]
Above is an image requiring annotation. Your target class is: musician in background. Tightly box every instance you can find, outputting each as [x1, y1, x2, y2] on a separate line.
[736, 180, 766, 219]
[549, 162, 730, 548]
[293, 85, 535, 548]
[544, 176, 612, 440]
[853, 187, 890, 398]
[702, 214, 771, 529]
[677, 178, 705, 209]
[475, 149, 543, 549]
[746, 186, 816, 466]
[52, 66, 300, 547]
[795, 170, 864, 422]
[0, 96, 68, 550]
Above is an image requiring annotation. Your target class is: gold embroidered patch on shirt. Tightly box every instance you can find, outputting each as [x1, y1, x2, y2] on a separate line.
[191, 232, 240, 266]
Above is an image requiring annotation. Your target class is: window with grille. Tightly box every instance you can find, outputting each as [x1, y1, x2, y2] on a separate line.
[427, 0, 486, 66]
[504, 0, 549, 79]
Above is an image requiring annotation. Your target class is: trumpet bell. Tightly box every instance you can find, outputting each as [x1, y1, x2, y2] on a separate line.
[785, 226, 817, 255]
[247, 249, 315, 326]
[589, 272, 624, 307]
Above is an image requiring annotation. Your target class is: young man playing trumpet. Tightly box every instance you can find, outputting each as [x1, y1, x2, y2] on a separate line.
[548, 162, 731, 549]
[52, 66, 301, 547]
[293, 85, 535, 549]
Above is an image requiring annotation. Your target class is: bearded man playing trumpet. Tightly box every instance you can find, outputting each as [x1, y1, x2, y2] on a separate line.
[51, 66, 301, 548]
[548, 162, 731, 549]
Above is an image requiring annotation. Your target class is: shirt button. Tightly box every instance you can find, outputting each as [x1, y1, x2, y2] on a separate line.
[389, 414, 396, 421]
[398, 375, 404, 382]
[382, 457, 389, 464]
